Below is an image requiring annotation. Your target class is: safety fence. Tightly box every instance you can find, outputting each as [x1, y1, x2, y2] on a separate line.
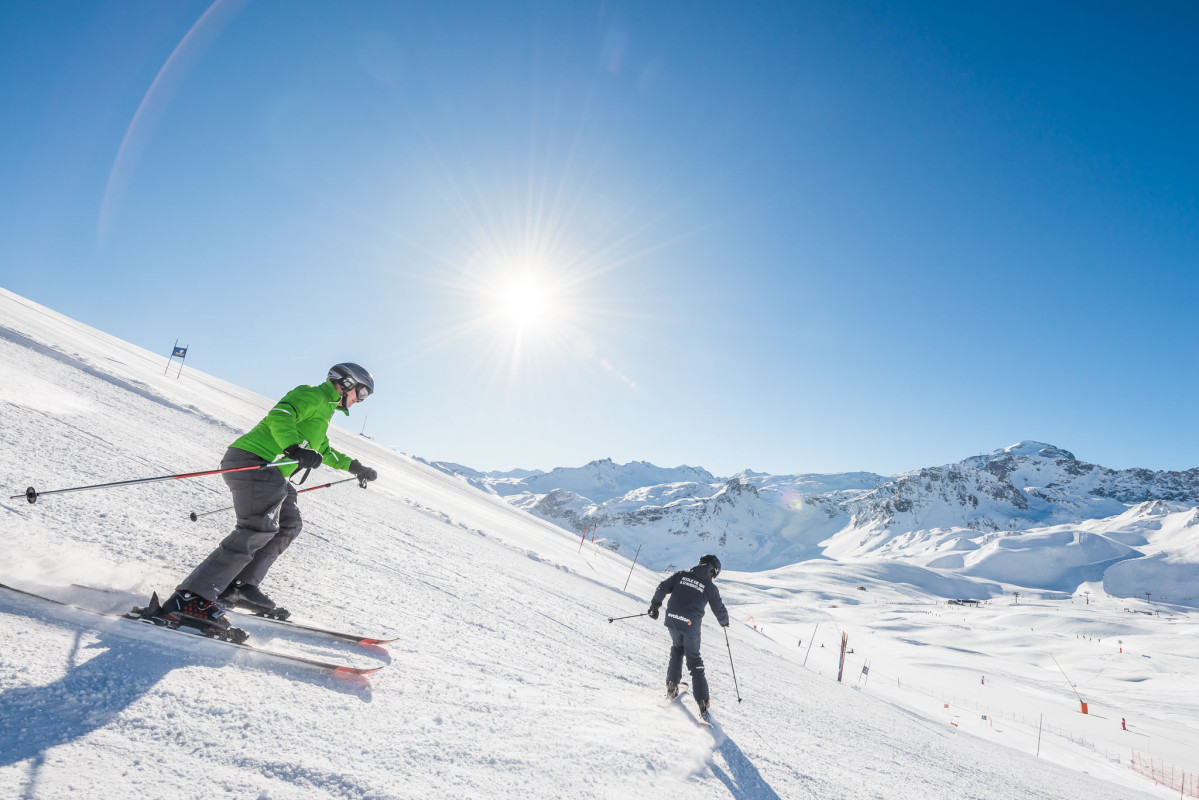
[1131, 751, 1199, 798]
[877, 673, 1199, 792]
[887, 675, 1121, 764]
[782, 615, 1199, 795]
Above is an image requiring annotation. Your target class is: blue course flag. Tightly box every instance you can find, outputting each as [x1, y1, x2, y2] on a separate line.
[172, 346, 188, 358]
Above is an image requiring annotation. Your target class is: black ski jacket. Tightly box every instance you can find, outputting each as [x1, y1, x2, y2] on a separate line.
[652, 563, 729, 628]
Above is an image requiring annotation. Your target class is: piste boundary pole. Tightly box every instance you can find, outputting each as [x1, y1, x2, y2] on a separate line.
[14, 460, 299, 504]
[622, 543, 643, 593]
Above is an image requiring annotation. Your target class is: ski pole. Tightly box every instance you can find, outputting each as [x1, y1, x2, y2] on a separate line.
[724, 627, 743, 702]
[188, 476, 361, 521]
[607, 612, 648, 623]
[14, 461, 299, 504]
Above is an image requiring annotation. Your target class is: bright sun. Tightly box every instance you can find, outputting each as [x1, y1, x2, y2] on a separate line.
[498, 276, 549, 330]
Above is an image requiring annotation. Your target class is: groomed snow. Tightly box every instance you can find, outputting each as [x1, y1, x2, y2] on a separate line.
[1, 287, 1192, 799]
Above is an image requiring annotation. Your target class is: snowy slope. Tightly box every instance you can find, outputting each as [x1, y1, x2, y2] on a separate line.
[0, 287, 1191, 799]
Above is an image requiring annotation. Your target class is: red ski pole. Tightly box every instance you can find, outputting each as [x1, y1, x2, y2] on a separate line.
[14, 461, 299, 504]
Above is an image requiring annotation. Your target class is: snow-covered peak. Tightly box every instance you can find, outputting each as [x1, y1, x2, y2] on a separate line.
[994, 441, 1077, 460]
[435, 457, 720, 504]
[432, 461, 545, 481]
[959, 441, 1078, 471]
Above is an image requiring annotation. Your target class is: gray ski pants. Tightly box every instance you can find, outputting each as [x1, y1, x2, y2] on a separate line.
[666, 620, 709, 702]
[178, 447, 302, 601]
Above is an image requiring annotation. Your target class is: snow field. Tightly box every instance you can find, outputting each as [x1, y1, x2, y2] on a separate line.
[724, 562, 1198, 793]
[0, 287, 1183, 798]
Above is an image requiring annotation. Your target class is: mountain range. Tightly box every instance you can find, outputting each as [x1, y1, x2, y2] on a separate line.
[425, 443, 1199, 604]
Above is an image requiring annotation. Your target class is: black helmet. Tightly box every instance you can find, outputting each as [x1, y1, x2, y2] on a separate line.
[699, 554, 721, 578]
[328, 362, 375, 400]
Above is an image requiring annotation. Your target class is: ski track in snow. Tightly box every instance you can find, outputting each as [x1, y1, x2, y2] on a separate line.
[0, 287, 1187, 798]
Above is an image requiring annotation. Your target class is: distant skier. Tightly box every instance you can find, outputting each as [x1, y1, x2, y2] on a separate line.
[144, 363, 379, 638]
[648, 554, 729, 720]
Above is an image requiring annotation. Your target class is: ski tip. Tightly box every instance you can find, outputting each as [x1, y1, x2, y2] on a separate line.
[333, 665, 384, 677]
[358, 636, 399, 646]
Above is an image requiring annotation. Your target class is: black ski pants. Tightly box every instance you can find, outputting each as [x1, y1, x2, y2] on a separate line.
[665, 620, 709, 702]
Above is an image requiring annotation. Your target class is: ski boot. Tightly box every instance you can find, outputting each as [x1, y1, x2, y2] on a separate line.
[219, 581, 291, 620]
[666, 681, 681, 700]
[136, 590, 248, 643]
[697, 698, 711, 721]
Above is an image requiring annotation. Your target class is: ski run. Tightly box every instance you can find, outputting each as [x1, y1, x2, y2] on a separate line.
[3, 287, 1194, 798]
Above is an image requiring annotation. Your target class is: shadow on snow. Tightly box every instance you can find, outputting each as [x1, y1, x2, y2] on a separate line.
[0, 591, 373, 785]
[673, 702, 782, 800]
[708, 723, 784, 800]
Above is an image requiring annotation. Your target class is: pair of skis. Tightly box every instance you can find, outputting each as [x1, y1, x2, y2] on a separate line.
[659, 682, 712, 727]
[0, 582, 392, 676]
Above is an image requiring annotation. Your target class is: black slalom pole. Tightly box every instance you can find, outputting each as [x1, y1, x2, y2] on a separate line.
[622, 543, 643, 593]
[190, 476, 362, 521]
[15, 460, 298, 505]
[607, 612, 648, 623]
[725, 627, 743, 702]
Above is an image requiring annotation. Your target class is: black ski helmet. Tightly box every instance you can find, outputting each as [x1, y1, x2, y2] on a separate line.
[699, 554, 721, 578]
[328, 362, 375, 399]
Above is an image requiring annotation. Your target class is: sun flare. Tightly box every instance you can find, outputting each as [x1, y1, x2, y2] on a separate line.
[499, 276, 549, 329]
[402, 150, 659, 393]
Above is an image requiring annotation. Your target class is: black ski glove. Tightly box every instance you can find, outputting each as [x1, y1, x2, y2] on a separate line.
[349, 459, 378, 482]
[283, 444, 323, 471]
[648, 603, 660, 620]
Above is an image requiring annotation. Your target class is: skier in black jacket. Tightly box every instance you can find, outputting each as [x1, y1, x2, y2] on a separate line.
[649, 554, 729, 719]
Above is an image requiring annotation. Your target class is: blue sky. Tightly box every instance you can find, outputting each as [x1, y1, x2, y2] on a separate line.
[2, 1, 1197, 477]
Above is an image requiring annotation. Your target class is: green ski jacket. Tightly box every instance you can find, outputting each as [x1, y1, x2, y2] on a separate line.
[230, 381, 352, 477]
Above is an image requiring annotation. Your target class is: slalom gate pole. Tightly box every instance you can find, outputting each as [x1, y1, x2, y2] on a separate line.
[607, 612, 648, 623]
[725, 627, 743, 702]
[802, 622, 819, 667]
[621, 543, 643, 592]
[15, 460, 299, 505]
[189, 476, 361, 521]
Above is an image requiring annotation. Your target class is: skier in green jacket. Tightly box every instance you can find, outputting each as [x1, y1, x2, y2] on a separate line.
[147, 363, 378, 639]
